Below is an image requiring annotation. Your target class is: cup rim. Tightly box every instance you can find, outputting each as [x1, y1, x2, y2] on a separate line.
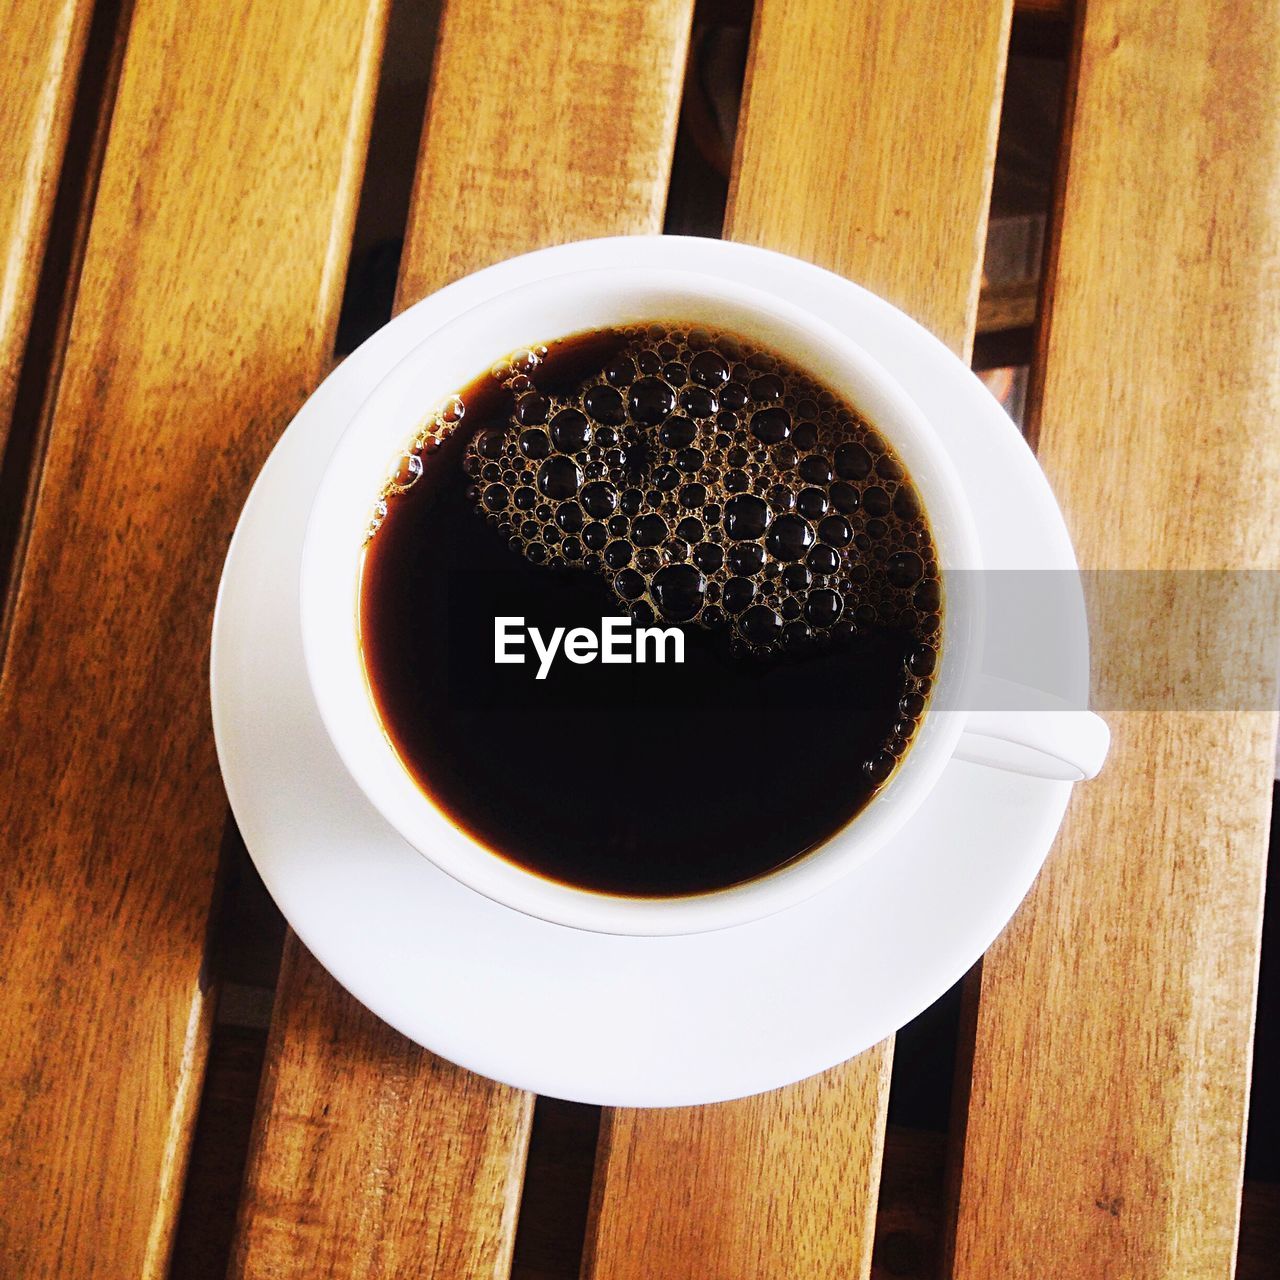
[299, 265, 983, 935]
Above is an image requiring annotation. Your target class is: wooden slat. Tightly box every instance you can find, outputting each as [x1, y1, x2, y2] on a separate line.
[395, 0, 695, 309]
[586, 1071, 893, 1279]
[230, 3, 694, 1276]
[952, 2, 1280, 1276]
[581, 3, 1011, 1277]
[231, 936, 533, 1279]
[0, 0, 95, 453]
[724, 0, 1011, 358]
[0, 0, 388, 1275]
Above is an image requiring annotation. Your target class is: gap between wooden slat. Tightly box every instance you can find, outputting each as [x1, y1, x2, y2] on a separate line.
[0, 0, 96, 457]
[0, 0, 131, 662]
[333, 0, 444, 356]
[168, 824, 286, 1280]
[1237, 782, 1280, 1274]
[971, 326, 1034, 371]
[1013, 0, 1070, 16]
[1021, 0, 1087, 454]
[1238, 1180, 1280, 1280]
[509, 1099, 604, 1280]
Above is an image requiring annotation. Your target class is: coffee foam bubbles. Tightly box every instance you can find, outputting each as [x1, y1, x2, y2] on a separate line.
[461, 327, 942, 670]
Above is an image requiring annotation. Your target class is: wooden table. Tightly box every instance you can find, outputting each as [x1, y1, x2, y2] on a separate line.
[2, 1, 1277, 1276]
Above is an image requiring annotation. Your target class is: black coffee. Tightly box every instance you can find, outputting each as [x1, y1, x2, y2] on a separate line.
[359, 325, 941, 897]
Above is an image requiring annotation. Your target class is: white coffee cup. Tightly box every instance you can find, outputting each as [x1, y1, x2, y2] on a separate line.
[300, 267, 1108, 935]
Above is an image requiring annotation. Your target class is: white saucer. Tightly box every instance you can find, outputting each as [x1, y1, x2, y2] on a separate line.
[212, 236, 1079, 1106]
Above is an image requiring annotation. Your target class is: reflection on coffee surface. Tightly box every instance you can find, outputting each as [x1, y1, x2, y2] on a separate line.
[359, 325, 941, 897]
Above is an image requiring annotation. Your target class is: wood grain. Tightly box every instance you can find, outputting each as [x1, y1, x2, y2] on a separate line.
[585, 1068, 893, 1280]
[231, 2, 694, 1277]
[0, 0, 388, 1274]
[396, 0, 695, 310]
[725, 0, 1012, 362]
[582, 3, 1011, 1277]
[952, 2, 1280, 1276]
[231, 937, 533, 1279]
[0, 0, 95, 454]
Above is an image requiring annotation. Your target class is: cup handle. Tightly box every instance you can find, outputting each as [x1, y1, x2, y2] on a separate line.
[954, 674, 1110, 782]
